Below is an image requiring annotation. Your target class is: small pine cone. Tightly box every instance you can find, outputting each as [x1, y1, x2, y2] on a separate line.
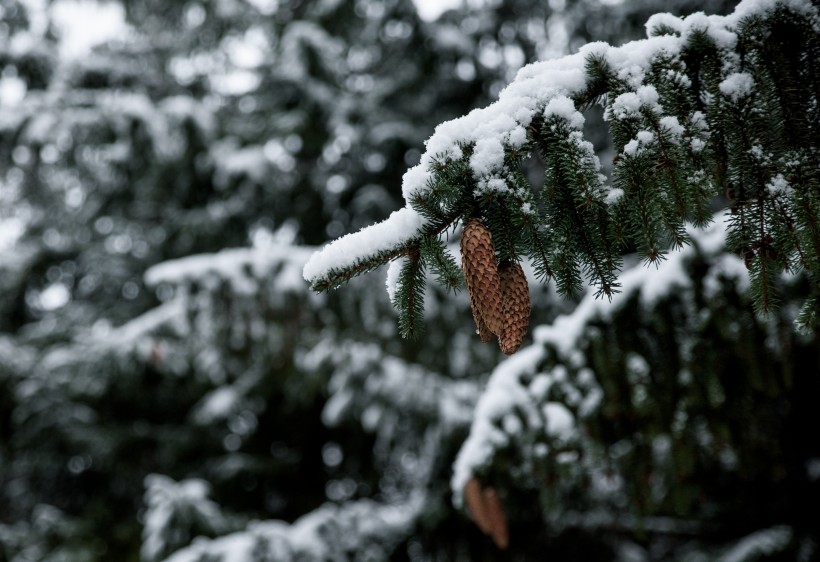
[461, 219, 504, 336]
[499, 261, 530, 355]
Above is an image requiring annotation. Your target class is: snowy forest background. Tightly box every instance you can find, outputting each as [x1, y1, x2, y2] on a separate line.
[1, 0, 818, 561]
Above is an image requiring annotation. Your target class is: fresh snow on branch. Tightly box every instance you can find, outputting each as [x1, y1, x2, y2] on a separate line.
[161, 493, 425, 562]
[716, 525, 793, 562]
[302, 0, 817, 290]
[304, 340, 479, 432]
[146, 244, 314, 295]
[301, 207, 425, 287]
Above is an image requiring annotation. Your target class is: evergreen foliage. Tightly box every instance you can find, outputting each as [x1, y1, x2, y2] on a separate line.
[452, 216, 820, 559]
[2, 0, 819, 561]
[305, 0, 820, 335]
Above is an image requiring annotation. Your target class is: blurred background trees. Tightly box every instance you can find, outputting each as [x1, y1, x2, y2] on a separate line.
[0, 0, 816, 561]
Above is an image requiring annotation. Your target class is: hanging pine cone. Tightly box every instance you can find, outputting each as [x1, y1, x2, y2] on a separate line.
[499, 261, 530, 355]
[463, 477, 492, 535]
[461, 218, 504, 336]
[469, 288, 495, 343]
[463, 477, 509, 550]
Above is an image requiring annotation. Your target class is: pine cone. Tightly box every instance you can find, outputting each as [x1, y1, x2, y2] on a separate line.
[469, 289, 495, 343]
[464, 477, 492, 535]
[483, 487, 509, 550]
[463, 477, 509, 550]
[499, 261, 530, 355]
[461, 219, 504, 336]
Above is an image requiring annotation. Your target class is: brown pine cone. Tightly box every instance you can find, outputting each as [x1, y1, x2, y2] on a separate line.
[463, 477, 509, 550]
[468, 289, 495, 343]
[463, 477, 492, 535]
[461, 219, 504, 336]
[483, 487, 509, 550]
[499, 261, 530, 355]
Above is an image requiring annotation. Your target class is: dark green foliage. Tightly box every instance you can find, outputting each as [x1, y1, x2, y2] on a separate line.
[394, 248, 427, 339]
[537, 114, 620, 298]
[3, 1, 820, 561]
[419, 237, 462, 293]
[310, 1, 820, 337]
[463, 229, 820, 559]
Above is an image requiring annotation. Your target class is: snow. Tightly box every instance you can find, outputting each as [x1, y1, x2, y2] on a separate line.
[142, 475, 226, 562]
[80, 299, 183, 354]
[412, 0, 462, 21]
[719, 72, 755, 102]
[602, 187, 623, 206]
[0, 75, 27, 107]
[728, 0, 818, 24]
[193, 387, 241, 423]
[51, 0, 128, 59]
[659, 116, 684, 138]
[476, 177, 511, 196]
[147, 244, 314, 295]
[37, 283, 71, 311]
[163, 494, 426, 562]
[646, 12, 685, 35]
[611, 86, 663, 121]
[703, 254, 751, 299]
[543, 402, 575, 440]
[303, 207, 425, 286]
[621, 139, 640, 157]
[508, 125, 528, 148]
[645, 0, 818, 52]
[385, 257, 404, 302]
[0, 216, 25, 253]
[717, 526, 792, 562]
[637, 130, 655, 144]
[213, 145, 270, 185]
[544, 96, 585, 130]
[470, 137, 506, 177]
[315, 339, 479, 433]
[450, 344, 545, 502]
[767, 173, 793, 197]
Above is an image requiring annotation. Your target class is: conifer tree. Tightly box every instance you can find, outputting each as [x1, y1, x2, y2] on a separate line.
[300, 0, 820, 558]
[0, 0, 565, 559]
[1, 0, 818, 561]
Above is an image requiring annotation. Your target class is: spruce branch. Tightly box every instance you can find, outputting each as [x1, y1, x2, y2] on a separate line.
[796, 295, 819, 334]
[506, 174, 554, 282]
[307, 205, 465, 293]
[769, 194, 806, 274]
[396, 246, 426, 339]
[304, 0, 820, 337]
[420, 237, 462, 293]
[310, 245, 416, 293]
[751, 196, 778, 314]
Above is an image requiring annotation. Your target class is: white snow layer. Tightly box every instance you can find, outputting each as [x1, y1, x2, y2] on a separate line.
[303, 0, 817, 288]
[142, 475, 225, 562]
[719, 72, 755, 102]
[717, 526, 793, 562]
[146, 244, 314, 295]
[302, 207, 425, 285]
[162, 494, 425, 562]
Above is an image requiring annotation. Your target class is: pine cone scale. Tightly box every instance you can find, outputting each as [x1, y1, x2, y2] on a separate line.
[499, 261, 530, 355]
[461, 219, 505, 336]
[469, 288, 494, 343]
